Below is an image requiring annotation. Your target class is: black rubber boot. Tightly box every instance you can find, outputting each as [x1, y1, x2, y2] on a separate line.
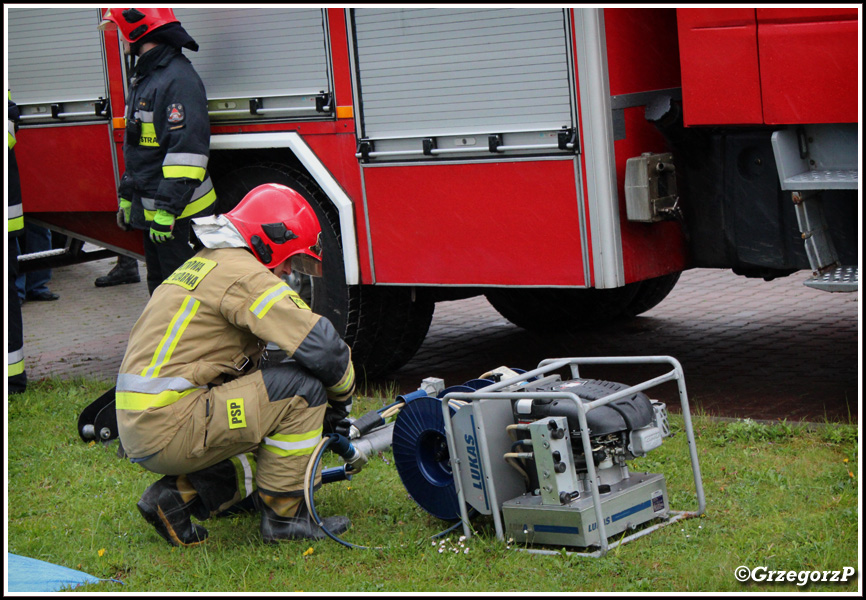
[136, 476, 209, 547]
[94, 255, 140, 287]
[257, 494, 350, 543]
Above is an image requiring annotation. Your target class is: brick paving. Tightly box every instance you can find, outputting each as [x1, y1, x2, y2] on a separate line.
[20, 257, 859, 423]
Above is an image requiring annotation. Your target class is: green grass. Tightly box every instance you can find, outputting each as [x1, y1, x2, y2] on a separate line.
[7, 378, 860, 593]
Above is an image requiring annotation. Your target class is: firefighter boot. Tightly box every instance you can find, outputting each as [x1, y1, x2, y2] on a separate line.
[136, 475, 209, 547]
[256, 492, 350, 543]
[94, 255, 140, 287]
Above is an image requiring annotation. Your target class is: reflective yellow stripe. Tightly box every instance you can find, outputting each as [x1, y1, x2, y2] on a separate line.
[143, 188, 216, 222]
[328, 362, 355, 395]
[250, 283, 291, 320]
[163, 165, 206, 181]
[139, 122, 158, 147]
[8, 131, 16, 149]
[9, 359, 25, 377]
[230, 453, 257, 498]
[179, 187, 216, 218]
[9, 215, 24, 232]
[116, 388, 198, 411]
[143, 296, 200, 378]
[260, 428, 323, 457]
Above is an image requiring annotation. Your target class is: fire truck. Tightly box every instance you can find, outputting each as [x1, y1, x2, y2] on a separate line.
[7, 7, 859, 378]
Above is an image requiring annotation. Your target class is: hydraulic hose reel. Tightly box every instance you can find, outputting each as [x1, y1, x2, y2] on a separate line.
[391, 357, 706, 556]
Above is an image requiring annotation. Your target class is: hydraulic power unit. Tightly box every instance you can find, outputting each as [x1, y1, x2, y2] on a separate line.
[392, 356, 705, 556]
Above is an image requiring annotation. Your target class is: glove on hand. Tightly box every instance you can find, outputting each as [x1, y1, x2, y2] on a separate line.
[116, 198, 132, 231]
[323, 406, 351, 437]
[149, 209, 176, 243]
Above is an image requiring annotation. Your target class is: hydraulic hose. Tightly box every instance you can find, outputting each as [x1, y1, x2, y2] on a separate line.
[304, 431, 478, 550]
[304, 434, 382, 550]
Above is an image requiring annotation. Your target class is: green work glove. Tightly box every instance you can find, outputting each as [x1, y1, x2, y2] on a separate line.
[149, 209, 176, 244]
[116, 198, 132, 231]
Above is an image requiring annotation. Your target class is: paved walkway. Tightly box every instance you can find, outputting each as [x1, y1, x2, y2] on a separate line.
[20, 256, 859, 423]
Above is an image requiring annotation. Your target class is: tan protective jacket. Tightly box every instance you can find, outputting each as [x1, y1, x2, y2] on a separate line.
[116, 247, 354, 458]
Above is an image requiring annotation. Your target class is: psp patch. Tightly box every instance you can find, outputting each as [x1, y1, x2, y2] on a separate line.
[167, 103, 185, 124]
[227, 398, 247, 430]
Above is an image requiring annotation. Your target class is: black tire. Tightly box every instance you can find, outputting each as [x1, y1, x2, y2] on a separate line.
[213, 162, 433, 379]
[485, 284, 641, 332]
[622, 272, 681, 318]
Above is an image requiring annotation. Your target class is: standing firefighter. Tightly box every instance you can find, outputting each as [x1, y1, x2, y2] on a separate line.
[116, 184, 364, 545]
[8, 92, 26, 394]
[98, 8, 216, 294]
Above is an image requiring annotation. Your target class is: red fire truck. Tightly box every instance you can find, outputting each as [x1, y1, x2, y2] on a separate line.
[7, 7, 859, 377]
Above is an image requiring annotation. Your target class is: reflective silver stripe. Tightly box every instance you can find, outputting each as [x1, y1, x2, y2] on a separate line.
[141, 196, 157, 211]
[135, 110, 154, 123]
[141, 178, 213, 220]
[163, 153, 209, 169]
[140, 177, 210, 209]
[191, 176, 213, 200]
[8, 203, 23, 220]
[231, 453, 256, 498]
[116, 373, 198, 394]
[9, 348, 24, 364]
[8, 119, 16, 140]
[250, 283, 291, 319]
[262, 432, 322, 455]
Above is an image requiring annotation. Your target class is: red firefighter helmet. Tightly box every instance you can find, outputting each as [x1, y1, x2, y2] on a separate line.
[224, 184, 323, 275]
[98, 8, 179, 43]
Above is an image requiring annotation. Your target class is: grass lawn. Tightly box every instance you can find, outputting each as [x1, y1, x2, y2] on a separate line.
[6, 377, 860, 593]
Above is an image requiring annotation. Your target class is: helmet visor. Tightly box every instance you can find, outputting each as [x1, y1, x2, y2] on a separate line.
[290, 253, 323, 278]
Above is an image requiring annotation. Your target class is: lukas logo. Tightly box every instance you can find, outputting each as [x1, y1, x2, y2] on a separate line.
[228, 398, 246, 429]
[464, 433, 483, 490]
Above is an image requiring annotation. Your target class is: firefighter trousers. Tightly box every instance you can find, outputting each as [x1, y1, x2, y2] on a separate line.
[142, 218, 197, 295]
[137, 360, 329, 512]
[8, 246, 26, 394]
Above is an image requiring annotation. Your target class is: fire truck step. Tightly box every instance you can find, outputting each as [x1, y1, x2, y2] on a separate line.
[803, 265, 858, 293]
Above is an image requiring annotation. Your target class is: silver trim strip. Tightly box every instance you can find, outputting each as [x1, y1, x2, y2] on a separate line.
[574, 8, 624, 289]
[210, 132, 360, 285]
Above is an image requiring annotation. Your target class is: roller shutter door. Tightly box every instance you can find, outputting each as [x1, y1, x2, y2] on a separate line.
[175, 8, 331, 121]
[7, 8, 108, 122]
[352, 8, 574, 146]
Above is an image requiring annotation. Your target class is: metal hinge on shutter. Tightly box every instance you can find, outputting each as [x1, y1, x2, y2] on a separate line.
[17, 98, 109, 124]
[208, 92, 333, 121]
[355, 127, 577, 162]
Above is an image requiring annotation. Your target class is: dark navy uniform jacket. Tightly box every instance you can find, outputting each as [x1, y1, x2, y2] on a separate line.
[120, 44, 215, 230]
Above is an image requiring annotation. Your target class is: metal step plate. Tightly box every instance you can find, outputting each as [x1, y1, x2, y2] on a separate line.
[804, 266, 858, 292]
[786, 169, 859, 190]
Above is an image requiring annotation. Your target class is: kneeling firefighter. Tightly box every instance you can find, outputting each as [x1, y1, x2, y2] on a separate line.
[115, 183, 366, 546]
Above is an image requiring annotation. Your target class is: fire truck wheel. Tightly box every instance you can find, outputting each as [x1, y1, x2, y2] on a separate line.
[484, 285, 641, 332]
[621, 272, 681, 318]
[213, 162, 433, 379]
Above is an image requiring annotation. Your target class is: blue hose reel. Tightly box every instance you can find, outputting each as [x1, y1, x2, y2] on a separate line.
[391, 372, 526, 521]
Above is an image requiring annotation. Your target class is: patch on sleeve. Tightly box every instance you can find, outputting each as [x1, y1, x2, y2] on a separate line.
[288, 289, 310, 310]
[164, 257, 217, 290]
[167, 103, 185, 124]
